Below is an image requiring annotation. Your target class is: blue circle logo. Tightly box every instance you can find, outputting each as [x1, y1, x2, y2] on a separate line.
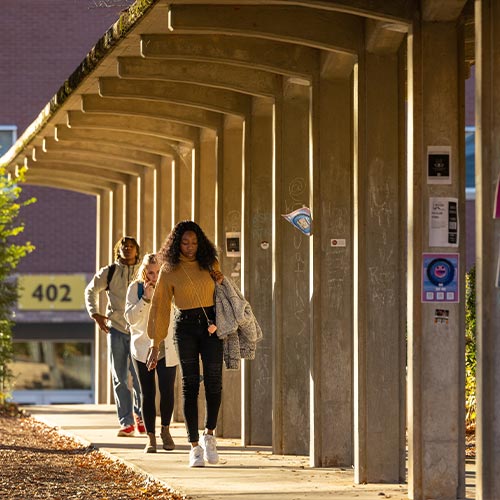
[427, 258, 455, 287]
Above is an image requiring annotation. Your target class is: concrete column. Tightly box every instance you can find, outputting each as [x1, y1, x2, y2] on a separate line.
[157, 156, 173, 245]
[112, 185, 125, 245]
[311, 57, 354, 467]
[475, 1, 500, 497]
[198, 128, 218, 241]
[95, 190, 112, 404]
[407, 21, 465, 499]
[217, 114, 244, 438]
[140, 167, 155, 254]
[176, 148, 193, 222]
[354, 48, 405, 483]
[273, 78, 311, 455]
[242, 97, 274, 446]
[126, 176, 140, 244]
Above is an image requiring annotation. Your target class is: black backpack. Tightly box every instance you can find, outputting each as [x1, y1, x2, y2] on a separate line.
[105, 263, 116, 291]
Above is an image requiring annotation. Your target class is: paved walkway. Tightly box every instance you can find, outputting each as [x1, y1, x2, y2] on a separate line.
[27, 404, 474, 500]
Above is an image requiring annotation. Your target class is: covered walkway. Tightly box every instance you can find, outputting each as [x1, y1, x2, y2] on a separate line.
[28, 404, 413, 500]
[2, 1, 500, 499]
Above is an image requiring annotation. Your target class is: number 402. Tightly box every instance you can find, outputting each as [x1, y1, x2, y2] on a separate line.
[32, 284, 72, 302]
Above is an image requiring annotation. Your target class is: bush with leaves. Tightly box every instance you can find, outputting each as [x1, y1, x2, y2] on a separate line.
[0, 167, 35, 405]
[465, 265, 476, 432]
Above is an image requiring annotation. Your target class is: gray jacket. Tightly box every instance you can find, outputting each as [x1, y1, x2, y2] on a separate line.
[214, 277, 263, 370]
[85, 260, 140, 334]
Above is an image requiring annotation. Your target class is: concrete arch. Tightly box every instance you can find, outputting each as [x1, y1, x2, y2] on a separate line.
[140, 34, 319, 78]
[82, 94, 222, 131]
[66, 111, 198, 144]
[167, 4, 364, 53]
[163, 1, 412, 23]
[117, 57, 283, 98]
[42, 137, 162, 168]
[26, 178, 105, 197]
[27, 171, 118, 192]
[30, 150, 145, 176]
[99, 77, 252, 117]
[26, 162, 132, 185]
[54, 126, 181, 158]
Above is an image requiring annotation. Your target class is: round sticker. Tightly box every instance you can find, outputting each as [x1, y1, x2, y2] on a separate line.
[426, 258, 455, 287]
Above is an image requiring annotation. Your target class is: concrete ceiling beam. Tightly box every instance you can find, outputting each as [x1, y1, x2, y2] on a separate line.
[118, 56, 282, 98]
[26, 177, 105, 197]
[30, 148, 144, 175]
[54, 126, 181, 158]
[365, 19, 407, 54]
[25, 160, 133, 184]
[422, 0, 468, 21]
[165, 0, 414, 23]
[320, 51, 357, 79]
[26, 169, 121, 192]
[167, 4, 364, 53]
[82, 94, 222, 131]
[42, 136, 161, 168]
[140, 34, 318, 78]
[66, 110, 198, 144]
[99, 77, 252, 117]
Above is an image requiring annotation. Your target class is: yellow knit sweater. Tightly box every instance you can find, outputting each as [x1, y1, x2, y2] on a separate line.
[147, 254, 220, 347]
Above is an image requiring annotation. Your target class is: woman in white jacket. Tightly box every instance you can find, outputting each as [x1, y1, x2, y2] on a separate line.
[124, 253, 179, 453]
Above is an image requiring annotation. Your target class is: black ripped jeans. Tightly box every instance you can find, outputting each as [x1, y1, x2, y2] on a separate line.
[174, 306, 223, 443]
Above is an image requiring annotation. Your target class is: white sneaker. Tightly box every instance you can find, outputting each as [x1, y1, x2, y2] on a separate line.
[189, 445, 205, 467]
[200, 433, 219, 465]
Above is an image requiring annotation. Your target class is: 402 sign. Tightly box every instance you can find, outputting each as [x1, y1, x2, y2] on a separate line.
[17, 274, 87, 310]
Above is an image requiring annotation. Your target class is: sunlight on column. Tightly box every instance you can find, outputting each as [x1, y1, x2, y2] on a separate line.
[171, 158, 176, 228]
[136, 176, 141, 245]
[191, 147, 196, 221]
[352, 61, 360, 482]
[153, 168, 157, 252]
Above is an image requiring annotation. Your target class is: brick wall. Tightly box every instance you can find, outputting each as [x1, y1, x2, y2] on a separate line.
[1, 0, 133, 274]
[0, 0, 132, 131]
[16, 185, 96, 273]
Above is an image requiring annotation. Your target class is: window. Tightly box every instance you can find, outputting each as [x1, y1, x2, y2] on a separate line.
[11, 341, 92, 391]
[0, 125, 17, 157]
[465, 126, 475, 199]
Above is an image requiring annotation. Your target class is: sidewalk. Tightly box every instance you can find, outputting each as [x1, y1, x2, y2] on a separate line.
[26, 404, 457, 500]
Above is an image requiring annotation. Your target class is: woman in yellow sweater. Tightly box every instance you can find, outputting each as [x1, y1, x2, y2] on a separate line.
[146, 220, 223, 467]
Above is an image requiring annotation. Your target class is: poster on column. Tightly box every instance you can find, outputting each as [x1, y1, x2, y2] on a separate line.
[422, 253, 459, 303]
[429, 197, 459, 247]
[427, 145, 452, 184]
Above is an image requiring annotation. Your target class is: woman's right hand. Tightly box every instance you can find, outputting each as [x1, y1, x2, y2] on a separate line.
[146, 346, 159, 371]
[143, 280, 155, 300]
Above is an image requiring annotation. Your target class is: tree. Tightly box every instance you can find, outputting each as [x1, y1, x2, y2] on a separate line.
[0, 166, 35, 405]
[465, 265, 476, 431]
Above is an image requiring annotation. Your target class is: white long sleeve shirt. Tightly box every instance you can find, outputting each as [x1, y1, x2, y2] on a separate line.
[124, 281, 179, 366]
[85, 261, 140, 334]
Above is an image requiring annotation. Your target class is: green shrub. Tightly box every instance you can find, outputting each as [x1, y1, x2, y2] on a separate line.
[465, 265, 476, 431]
[0, 167, 35, 405]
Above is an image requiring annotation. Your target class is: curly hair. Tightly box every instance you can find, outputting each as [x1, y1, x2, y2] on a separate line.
[158, 220, 217, 271]
[113, 236, 140, 264]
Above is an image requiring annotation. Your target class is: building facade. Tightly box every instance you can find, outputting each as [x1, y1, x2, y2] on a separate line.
[1, 0, 133, 403]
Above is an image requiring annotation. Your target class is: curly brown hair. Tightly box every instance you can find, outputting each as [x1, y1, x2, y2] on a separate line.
[158, 220, 217, 271]
[113, 236, 140, 264]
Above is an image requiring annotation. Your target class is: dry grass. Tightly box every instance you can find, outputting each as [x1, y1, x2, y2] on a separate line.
[0, 406, 186, 500]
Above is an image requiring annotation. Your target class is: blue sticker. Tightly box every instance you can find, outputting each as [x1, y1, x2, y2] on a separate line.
[281, 207, 312, 236]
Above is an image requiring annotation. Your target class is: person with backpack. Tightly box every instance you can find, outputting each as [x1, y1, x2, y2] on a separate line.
[85, 236, 145, 437]
[124, 253, 179, 453]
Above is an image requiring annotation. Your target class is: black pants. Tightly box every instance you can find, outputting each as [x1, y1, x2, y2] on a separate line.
[133, 357, 177, 434]
[174, 306, 223, 443]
